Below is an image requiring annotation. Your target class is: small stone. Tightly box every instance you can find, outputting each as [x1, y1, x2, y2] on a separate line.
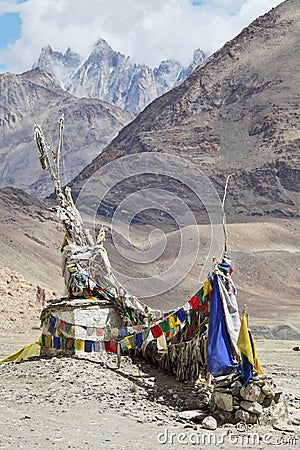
[235, 409, 250, 423]
[250, 402, 263, 415]
[262, 396, 274, 408]
[217, 411, 236, 424]
[184, 398, 208, 411]
[261, 382, 275, 398]
[178, 410, 207, 422]
[231, 380, 242, 395]
[202, 416, 217, 430]
[252, 379, 264, 387]
[273, 389, 282, 404]
[213, 392, 233, 412]
[257, 391, 266, 404]
[240, 383, 261, 402]
[247, 412, 258, 425]
[240, 401, 263, 415]
[292, 346, 300, 351]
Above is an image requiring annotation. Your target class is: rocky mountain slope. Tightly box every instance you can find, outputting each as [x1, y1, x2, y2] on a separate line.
[0, 69, 134, 196]
[71, 0, 300, 219]
[33, 40, 206, 114]
[0, 187, 299, 328]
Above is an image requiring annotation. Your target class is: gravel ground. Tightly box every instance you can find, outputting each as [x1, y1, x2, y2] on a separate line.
[0, 335, 299, 450]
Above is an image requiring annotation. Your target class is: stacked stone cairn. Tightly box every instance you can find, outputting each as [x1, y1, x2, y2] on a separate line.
[210, 373, 285, 425]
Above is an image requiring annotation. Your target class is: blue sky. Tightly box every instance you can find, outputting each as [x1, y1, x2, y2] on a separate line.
[0, 0, 283, 73]
[0, 12, 21, 48]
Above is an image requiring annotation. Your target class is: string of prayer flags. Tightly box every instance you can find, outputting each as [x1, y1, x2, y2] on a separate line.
[40, 275, 214, 357]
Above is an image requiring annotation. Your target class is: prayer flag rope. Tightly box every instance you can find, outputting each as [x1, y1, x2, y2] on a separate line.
[41, 334, 118, 353]
[40, 278, 213, 355]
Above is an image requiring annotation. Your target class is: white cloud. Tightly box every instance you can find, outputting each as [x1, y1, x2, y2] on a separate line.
[0, 0, 283, 73]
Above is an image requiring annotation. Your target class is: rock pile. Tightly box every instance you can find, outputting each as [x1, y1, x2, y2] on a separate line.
[210, 373, 286, 426]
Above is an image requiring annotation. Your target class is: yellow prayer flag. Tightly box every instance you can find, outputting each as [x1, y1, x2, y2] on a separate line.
[237, 314, 254, 365]
[125, 337, 132, 349]
[168, 315, 176, 329]
[203, 279, 212, 298]
[45, 335, 52, 348]
[75, 339, 85, 351]
[252, 337, 263, 375]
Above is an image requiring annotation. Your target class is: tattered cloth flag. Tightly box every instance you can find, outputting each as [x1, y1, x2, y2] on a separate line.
[218, 276, 240, 355]
[207, 274, 239, 376]
[237, 314, 263, 385]
[0, 338, 41, 365]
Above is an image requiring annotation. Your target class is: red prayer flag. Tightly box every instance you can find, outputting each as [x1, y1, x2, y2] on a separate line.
[104, 340, 117, 353]
[59, 320, 66, 331]
[151, 324, 163, 339]
[189, 294, 200, 310]
[199, 302, 208, 315]
[66, 338, 74, 349]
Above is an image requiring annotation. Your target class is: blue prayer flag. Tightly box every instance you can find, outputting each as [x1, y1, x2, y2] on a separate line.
[176, 308, 187, 323]
[48, 316, 57, 335]
[84, 340, 93, 352]
[53, 336, 60, 349]
[134, 332, 143, 347]
[207, 274, 238, 376]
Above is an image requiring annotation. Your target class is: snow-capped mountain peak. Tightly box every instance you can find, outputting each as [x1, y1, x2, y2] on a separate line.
[33, 39, 207, 113]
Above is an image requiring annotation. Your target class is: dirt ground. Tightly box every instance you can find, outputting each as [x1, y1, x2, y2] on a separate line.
[0, 332, 299, 450]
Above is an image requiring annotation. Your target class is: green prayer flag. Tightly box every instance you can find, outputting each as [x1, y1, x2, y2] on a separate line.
[197, 287, 204, 304]
[160, 320, 170, 333]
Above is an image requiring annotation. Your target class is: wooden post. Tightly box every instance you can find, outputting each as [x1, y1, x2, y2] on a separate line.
[243, 303, 248, 326]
